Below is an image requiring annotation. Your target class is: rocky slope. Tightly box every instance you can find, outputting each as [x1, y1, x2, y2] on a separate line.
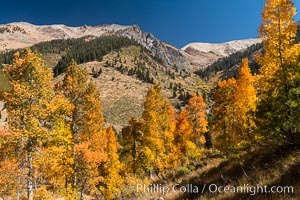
[0, 22, 190, 69]
[0, 22, 129, 50]
[182, 39, 261, 70]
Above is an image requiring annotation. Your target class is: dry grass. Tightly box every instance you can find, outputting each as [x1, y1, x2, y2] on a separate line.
[162, 144, 300, 200]
[89, 61, 150, 131]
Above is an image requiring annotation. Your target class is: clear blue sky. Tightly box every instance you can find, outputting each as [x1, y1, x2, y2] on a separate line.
[1, 0, 300, 48]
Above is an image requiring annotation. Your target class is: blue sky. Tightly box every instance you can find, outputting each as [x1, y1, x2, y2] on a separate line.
[1, 0, 300, 48]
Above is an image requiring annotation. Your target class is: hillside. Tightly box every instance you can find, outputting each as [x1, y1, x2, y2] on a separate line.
[72, 45, 205, 130]
[0, 42, 206, 131]
[0, 22, 128, 50]
[182, 39, 261, 57]
[0, 21, 298, 131]
[0, 71, 9, 128]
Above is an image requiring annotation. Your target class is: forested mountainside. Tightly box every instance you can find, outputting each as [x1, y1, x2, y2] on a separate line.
[0, 36, 139, 73]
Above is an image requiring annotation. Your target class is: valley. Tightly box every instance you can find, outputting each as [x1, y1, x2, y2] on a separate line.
[0, 2, 299, 197]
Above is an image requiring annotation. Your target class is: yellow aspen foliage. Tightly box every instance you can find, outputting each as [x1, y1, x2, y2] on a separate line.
[256, 0, 300, 142]
[61, 60, 90, 101]
[140, 84, 176, 174]
[98, 126, 124, 200]
[212, 59, 257, 152]
[160, 104, 176, 169]
[81, 82, 104, 141]
[36, 94, 74, 194]
[61, 61, 107, 197]
[120, 117, 143, 175]
[33, 186, 53, 200]
[212, 78, 237, 153]
[141, 85, 165, 171]
[257, 0, 299, 93]
[2, 49, 56, 200]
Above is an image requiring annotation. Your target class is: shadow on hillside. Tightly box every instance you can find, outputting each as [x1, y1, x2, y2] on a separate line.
[221, 162, 300, 200]
[174, 144, 300, 200]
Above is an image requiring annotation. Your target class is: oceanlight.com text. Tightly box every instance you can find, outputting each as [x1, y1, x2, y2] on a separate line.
[136, 183, 294, 196]
[208, 184, 294, 196]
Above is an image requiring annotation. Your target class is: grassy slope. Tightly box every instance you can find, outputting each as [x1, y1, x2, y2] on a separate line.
[143, 144, 299, 200]
[79, 46, 205, 130]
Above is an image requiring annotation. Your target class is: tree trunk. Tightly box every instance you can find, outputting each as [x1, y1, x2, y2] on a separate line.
[80, 180, 86, 200]
[27, 152, 33, 200]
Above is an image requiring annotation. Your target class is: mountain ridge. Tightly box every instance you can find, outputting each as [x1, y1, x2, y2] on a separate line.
[0, 22, 191, 70]
[0, 22, 264, 72]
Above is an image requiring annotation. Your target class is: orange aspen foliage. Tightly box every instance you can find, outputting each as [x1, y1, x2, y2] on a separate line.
[234, 59, 257, 142]
[186, 93, 208, 146]
[0, 129, 20, 199]
[173, 110, 196, 166]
